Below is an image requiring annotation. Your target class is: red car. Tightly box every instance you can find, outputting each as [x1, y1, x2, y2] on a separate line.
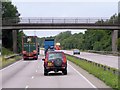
[42, 51, 67, 75]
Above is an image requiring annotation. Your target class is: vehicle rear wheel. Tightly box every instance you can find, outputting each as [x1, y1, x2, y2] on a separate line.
[44, 69, 48, 76]
[63, 69, 67, 75]
[23, 58, 27, 60]
[35, 58, 38, 60]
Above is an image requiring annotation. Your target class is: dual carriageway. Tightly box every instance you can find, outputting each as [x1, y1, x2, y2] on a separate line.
[0, 50, 118, 89]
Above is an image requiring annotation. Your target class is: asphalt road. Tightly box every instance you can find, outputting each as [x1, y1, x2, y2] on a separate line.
[62, 50, 119, 69]
[0, 55, 110, 89]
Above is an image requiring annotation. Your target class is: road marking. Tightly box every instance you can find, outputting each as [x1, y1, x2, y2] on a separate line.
[0, 60, 22, 71]
[31, 76, 34, 79]
[68, 63, 97, 88]
[25, 85, 29, 88]
[36, 70, 38, 72]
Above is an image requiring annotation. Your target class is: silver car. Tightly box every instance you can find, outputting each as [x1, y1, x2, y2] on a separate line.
[73, 49, 80, 55]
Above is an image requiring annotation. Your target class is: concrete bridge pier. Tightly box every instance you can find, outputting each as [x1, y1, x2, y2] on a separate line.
[112, 30, 118, 53]
[12, 30, 17, 53]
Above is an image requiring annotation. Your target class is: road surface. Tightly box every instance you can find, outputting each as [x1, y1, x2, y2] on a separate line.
[0, 55, 110, 89]
[62, 50, 119, 69]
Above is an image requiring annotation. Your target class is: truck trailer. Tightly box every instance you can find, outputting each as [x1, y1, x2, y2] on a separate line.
[22, 36, 39, 60]
[44, 38, 55, 55]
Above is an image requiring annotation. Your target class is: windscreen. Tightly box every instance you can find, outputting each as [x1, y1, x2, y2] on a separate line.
[48, 53, 62, 61]
[74, 50, 79, 52]
[23, 37, 36, 52]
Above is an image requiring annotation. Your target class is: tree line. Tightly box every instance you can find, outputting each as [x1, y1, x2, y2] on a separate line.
[38, 30, 120, 51]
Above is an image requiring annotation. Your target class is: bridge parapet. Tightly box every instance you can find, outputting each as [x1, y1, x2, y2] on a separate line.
[1, 17, 118, 25]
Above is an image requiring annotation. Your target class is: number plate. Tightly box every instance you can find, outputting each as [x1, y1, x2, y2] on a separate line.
[48, 63, 53, 66]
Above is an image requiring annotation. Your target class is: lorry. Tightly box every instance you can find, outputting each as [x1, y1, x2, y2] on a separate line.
[22, 36, 39, 60]
[44, 38, 55, 55]
[55, 43, 61, 50]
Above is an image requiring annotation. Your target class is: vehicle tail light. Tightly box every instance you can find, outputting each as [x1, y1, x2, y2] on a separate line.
[33, 50, 37, 54]
[63, 53, 67, 64]
[23, 51, 26, 54]
[44, 59, 48, 65]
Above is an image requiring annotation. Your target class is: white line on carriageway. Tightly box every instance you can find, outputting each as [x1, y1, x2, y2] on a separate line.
[68, 63, 97, 88]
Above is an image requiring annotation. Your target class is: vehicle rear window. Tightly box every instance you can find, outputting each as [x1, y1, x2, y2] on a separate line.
[48, 53, 62, 60]
[74, 50, 79, 52]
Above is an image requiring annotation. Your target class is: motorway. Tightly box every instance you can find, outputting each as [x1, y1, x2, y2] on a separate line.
[62, 50, 119, 69]
[0, 54, 110, 89]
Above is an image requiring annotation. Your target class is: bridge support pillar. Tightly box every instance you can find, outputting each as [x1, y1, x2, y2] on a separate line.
[12, 30, 17, 53]
[112, 30, 118, 53]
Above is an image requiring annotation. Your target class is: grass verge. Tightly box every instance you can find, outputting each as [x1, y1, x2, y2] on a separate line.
[0, 56, 22, 69]
[66, 55, 120, 90]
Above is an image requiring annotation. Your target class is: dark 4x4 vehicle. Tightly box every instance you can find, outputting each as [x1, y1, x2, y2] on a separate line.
[42, 51, 67, 75]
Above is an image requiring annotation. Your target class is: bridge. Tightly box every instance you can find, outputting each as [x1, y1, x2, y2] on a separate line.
[2, 17, 120, 30]
[2, 17, 120, 52]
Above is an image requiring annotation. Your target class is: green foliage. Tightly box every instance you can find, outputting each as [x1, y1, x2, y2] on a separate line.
[38, 37, 45, 48]
[38, 30, 120, 51]
[2, 30, 13, 50]
[2, 1, 21, 53]
[67, 55, 119, 90]
[17, 30, 25, 53]
[61, 32, 84, 50]
[2, 1, 19, 18]
[2, 47, 14, 55]
[0, 55, 22, 69]
[55, 31, 71, 42]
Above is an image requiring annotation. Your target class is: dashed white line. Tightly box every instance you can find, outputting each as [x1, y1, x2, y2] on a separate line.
[36, 70, 38, 72]
[68, 63, 97, 88]
[31, 76, 34, 79]
[25, 85, 29, 88]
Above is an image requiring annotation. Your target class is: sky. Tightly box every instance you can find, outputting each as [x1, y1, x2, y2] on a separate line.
[11, 0, 119, 38]
[23, 30, 86, 38]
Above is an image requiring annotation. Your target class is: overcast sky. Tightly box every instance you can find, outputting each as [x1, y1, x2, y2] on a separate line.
[23, 30, 86, 38]
[11, 0, 119, 38]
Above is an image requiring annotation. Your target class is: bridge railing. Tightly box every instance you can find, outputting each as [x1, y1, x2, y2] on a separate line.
[2, 17, 118, 25]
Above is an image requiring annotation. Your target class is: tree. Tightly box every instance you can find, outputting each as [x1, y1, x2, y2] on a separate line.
[17, 30, 25, 53]
[2, 1, 20, 53]
[2, 1, 19, 18]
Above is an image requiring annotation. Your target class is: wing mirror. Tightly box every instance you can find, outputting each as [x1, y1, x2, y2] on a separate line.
[42, 59, 45, 61]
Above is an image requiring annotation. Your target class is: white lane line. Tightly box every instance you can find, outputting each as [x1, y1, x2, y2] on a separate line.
[36, 70, 38, 72]
[31, 76, 34, 79]
[0, 60, 22, 71]
[25, 85, 29, 88]
[68, 63, 97, 88]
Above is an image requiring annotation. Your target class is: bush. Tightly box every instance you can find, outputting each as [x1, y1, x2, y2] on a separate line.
[2, 47, 14, 55]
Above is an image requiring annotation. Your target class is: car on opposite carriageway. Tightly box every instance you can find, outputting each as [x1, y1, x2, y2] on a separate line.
[73, 49, 80, 55]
